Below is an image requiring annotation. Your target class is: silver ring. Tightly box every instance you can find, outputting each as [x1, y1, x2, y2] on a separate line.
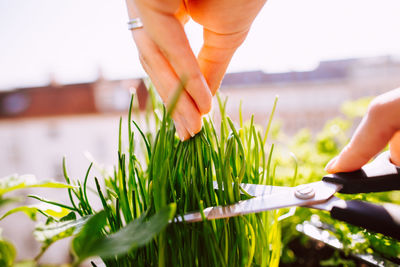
[127, 17, 143, 30]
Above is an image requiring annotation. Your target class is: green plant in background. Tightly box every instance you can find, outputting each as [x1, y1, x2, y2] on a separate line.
[0, 85, 283, 267]
[0, 174, 74, 266]
[0, 229, 16, 267]
[274, 97, 400, 264]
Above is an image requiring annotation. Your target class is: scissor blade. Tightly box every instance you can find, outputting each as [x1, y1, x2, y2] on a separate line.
[179, 181, 341, 223]
[306, 196, 347, 211]
[212, 181, 291, 197]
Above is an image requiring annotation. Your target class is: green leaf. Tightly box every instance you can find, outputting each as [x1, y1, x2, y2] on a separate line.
[0, 203, 71, 221]
[72, 203, 176, 262]
[60, 211, 77, 222]
[13, 261, 36, 267]
[1, 206, 39, 221]
[0, 174, 75, 196]
[71, 211, 107, 261]
[0, 231, 16, 267]
[33, 214, 91, 245]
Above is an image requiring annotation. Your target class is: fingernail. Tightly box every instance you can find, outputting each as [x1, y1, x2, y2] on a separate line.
[174, 123, 186, 142]
[325, 156, 338, 173]
[177, 128, 186, 142]
[180, 115, 196, 138]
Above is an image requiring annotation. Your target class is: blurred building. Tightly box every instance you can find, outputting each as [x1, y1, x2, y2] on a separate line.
[0, 76, 148, 264]
[220, 55, 400, 133]
[0, 77, 148, 179]
[1, 55, 400, 179]
[0, 55, 399, 263]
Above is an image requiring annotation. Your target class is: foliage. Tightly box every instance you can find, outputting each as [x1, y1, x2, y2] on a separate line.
[275, 98, 400, 264]
[71, 204, 175, 264]
[341, 97, 373, 119]
[0, 230, 16, 267]
[320, 251, 356, 267]
[0, 174, 74, 196]
[0, 174, 75, 266]
[0, 203, 71, 221]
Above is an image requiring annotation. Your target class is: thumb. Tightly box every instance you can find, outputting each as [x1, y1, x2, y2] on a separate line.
[389, 131, 400, 166]
[326, 88, 400, 173]
[198, 28, 249, 95]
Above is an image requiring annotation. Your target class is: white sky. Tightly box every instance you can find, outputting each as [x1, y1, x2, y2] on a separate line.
[0, 0, 399, 90]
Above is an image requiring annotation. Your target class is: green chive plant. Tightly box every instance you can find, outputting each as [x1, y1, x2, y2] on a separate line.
[1, 84, 283, 266]
[64, 84, 282, 266]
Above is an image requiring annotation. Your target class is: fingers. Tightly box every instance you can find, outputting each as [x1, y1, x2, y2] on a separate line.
[198, 28, 249, 95]
[187, 0, 267, 94]
[326, 88, 400, 173]
[134, 0, 212, 114]
[173, 115, 191, 141]
[125, 0, 205, 140]
[135, 30, 202, 140]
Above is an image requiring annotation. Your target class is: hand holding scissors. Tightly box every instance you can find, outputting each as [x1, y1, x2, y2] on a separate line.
[179, 152, 400, 240]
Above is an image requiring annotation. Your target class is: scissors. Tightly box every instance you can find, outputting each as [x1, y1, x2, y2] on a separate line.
[178, 152, 400, 240]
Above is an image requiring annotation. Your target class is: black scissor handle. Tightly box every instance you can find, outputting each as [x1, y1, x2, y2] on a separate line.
[330, 200, 400, 240]
[323, 152, 400, 194]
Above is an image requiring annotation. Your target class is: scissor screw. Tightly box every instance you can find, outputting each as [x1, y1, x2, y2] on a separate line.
[294, 185, 315, 200]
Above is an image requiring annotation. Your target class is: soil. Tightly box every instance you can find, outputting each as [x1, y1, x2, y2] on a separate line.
[280, 237, 373, 267]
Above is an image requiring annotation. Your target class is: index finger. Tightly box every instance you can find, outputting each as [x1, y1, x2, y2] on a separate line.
[326, 88, 400, 173]
[134, 0, 212, 114]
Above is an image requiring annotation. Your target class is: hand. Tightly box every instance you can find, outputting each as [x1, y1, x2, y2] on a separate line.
[125, 0, 267, 140]
[325, 88, 400, 173]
